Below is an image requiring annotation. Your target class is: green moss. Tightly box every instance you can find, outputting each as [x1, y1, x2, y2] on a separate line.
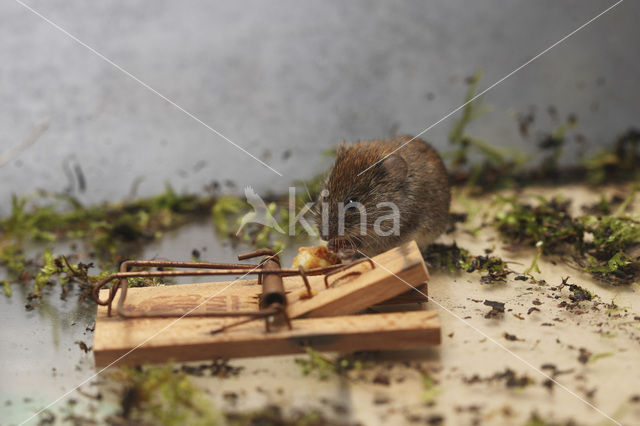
[423, 243, 472, 273]
[33, 250, 94, 294]
[446, 71, 525, 190]
[582, 215, 640, 260]
[0, 185, 216, 259]
[211, 196, 248, 237]
[495, 196, 584, 254]
[34, 248, 57, 293]
[127, 276, 166, 288]
[211, 169, 330, 251]
[463, 254, 512, 284]
[0, 245, 28, 277]
[2, 280, 10, 297]
[295, 347, 367, 380]
[524, 242, 543, 275]
[494, 191, 639, 285]
[523, 413, 573, 426]
[3, 248, 118, 300]
[599, 333, 617, 338]
[3, 194, 59, 242]
[523, 414, 547, 426]
[584, 129, 640, 184]
[112, 364, 338, 426]
[113, 364, 222, 426]
[588, 352, 614, 363]
[421, 372, 442, 401]
[579, 212, 639, 285]
[423, 243, 512, 283]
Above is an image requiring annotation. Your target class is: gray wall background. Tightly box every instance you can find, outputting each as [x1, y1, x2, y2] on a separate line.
[1, 0, 638, 214]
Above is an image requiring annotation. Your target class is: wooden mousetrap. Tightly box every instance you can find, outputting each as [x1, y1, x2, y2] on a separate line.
[93, 241, 440, 367]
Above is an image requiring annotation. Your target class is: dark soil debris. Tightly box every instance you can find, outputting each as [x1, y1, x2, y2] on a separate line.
[75, 341, 92, 353]
[559, 277, 594, 303]
[464, 368, 534, 389]
[373, 372, 391, 386]
[578, 348, 592, 364]
[503, 332, 523, 341]
[423, 243, 512, 283]
[484, 300, 505, 318]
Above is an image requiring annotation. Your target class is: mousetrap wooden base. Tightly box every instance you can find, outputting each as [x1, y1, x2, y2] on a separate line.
[93, 241, 440, 367]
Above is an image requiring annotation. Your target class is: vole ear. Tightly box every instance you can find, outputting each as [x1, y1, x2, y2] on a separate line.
[380, 154, 408, 182]
[335, 142, 349, 158]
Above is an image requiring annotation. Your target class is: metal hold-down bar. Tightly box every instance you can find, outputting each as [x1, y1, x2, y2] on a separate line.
[92, 248, 374, 332]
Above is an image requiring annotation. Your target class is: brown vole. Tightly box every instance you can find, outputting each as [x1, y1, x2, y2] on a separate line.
[315, 135, 450, 258]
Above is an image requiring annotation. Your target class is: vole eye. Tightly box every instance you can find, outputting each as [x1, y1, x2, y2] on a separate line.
[345, 198, 359, 210]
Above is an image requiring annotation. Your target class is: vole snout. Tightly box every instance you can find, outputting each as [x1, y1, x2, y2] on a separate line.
[326, 237, 356, 259]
